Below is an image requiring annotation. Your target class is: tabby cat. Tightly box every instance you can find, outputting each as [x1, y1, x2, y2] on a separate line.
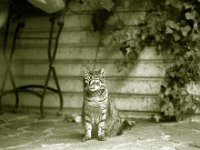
[82, 67, 134, 141]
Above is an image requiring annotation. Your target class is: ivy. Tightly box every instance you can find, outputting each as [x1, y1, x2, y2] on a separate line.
[159, 50, 200, 121]
[92, 9, 113, 32]
[155, 0, 200, 121]
[89, 0, 200, 121]
[143, 0, 200, 121]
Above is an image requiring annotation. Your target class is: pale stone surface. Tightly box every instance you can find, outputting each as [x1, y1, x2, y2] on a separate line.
[0, 112, 200, 150]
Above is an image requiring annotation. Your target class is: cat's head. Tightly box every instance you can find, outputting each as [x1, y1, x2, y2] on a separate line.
[83, 67, 106, 92]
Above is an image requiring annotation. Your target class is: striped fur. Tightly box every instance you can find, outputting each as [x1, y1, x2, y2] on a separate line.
[82, 68, 134, 141]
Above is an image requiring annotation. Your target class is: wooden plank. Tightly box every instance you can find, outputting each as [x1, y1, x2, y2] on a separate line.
[18, 11, 147, 32]
[1, 106, 158, 120]
[17, 30, 100, 45]
[14, 46, 164, 60]
[13, 76, 163, 94]
[0, 59, 20, 76]
[66, 0, 156, 13]
[1, 92, 160, 112]
[19, 14, 92, 31]
[17, 61, 167, 77]
[20, 16, 51, 32]
[112, 94, 160, 111]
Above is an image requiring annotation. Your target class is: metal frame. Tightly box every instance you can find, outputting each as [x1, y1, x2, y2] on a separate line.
[0, 6, 64, 118]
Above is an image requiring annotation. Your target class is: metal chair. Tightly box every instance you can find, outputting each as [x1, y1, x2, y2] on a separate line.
[0, 1, 64, 118]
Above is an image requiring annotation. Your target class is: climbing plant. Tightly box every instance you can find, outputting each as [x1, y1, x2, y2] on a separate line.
[65, 0, 200, 121]
[87, 0, 200, 121]
[154, 0, 200, 121]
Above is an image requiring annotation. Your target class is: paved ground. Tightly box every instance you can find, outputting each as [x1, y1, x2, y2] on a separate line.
[0, 112, 200, 150]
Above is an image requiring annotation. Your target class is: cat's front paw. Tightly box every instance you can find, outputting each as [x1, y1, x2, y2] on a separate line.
[98, 135, 106, 141]
[82, 136, 92, 142]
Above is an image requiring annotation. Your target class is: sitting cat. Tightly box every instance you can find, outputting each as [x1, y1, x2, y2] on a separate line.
[82, 67, 135, 141]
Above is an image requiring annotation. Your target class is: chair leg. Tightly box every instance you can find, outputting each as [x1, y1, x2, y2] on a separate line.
[40, 68, 52, 118]
[9, 73, 20, 113]
[0, 96, 2, 114]
[0, 21, 24, 113]
[52, 68, 63, 116]
[52, 21, 64, 116]
[9, 22, 24, 113]
[40, 14, 64, 118]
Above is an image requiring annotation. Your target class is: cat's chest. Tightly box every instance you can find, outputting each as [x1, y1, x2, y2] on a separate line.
[85, 97, 107, 108]
[84, 89, 108, 108]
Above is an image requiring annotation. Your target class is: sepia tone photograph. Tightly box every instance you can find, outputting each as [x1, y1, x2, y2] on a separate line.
[0, 0, 200, 149]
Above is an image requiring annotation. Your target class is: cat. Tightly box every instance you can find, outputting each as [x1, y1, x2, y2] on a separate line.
[82, 67, 135, 141]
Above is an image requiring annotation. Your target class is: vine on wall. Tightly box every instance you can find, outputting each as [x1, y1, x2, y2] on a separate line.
[8, 0, 200, 120]
[155, 0, 200, 121]
[87, 0, 200, 121]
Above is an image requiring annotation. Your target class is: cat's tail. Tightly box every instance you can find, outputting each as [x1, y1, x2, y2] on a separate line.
[117, 120, 136, 135]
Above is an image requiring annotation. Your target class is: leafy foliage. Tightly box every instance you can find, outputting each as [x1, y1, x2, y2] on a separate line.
[89, 0, 200, 121]
[92, 9, 113, 32]
[134, 0, 200, 121]
[154, 0, 200, 121]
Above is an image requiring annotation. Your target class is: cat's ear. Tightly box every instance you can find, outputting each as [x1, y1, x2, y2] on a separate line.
[99, 68, 105, 77]
[82, 67, 90, 78]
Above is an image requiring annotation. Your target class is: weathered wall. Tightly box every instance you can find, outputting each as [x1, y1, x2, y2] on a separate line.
[0, 0, 166, 119]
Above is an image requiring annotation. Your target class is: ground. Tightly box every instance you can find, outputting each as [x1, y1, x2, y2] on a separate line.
[0, 112, 200, 150]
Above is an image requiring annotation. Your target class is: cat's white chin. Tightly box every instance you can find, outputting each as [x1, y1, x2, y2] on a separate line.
[89, 88, 99, 91]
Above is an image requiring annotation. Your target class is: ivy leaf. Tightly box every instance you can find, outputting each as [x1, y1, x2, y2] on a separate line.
[168, 102, 175, 116]
[166, 26, 173, 34]
[166, 21, 179, 30]
[115, 19, 124, 30]
[165, 21, 180, 34]
[185, 11, 196, 20]
[161, 103, 168, 113]
[180, 25, 191, 36]
[154, 33, 162, 42]
[100, 0, 115, 11]
[165, 0, 173, 5]
[173, 33, 181, 41]
[165, 0, 182, 9]
[161, 102, 175, 117]
[183, 3, 194, 10]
